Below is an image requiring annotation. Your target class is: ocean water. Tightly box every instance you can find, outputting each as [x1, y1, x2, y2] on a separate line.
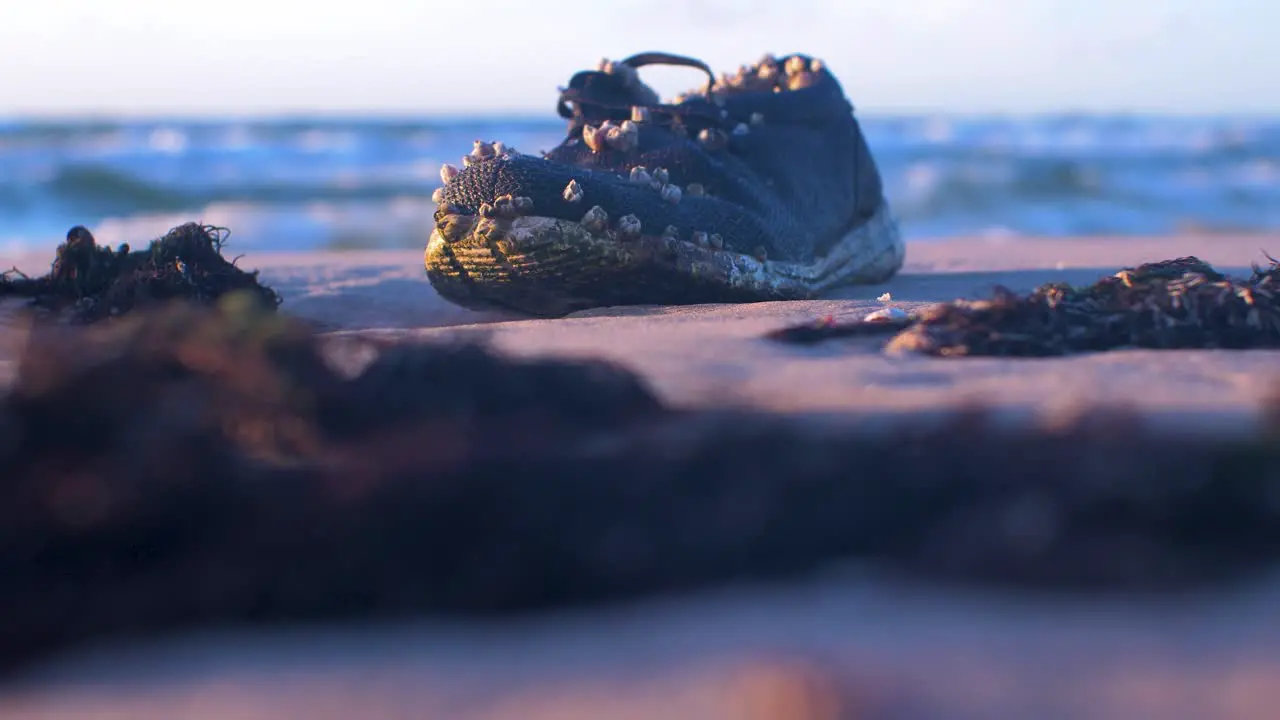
[0, 114, 1277, 254]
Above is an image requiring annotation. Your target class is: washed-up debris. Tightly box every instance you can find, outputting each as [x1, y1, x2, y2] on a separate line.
[0, 223, 281, 323]
[768, 256, 1280, 356]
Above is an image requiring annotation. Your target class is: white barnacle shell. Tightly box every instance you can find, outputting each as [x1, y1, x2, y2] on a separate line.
[581, 205, 609, 233]
[582, 124, 607, 152]
[563, 179, 584, 203]
[606, 120, 640, 152]
[617, 213, 642, 238]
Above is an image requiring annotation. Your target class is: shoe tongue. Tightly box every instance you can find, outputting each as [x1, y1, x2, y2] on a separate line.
[564, 69, 660, 122]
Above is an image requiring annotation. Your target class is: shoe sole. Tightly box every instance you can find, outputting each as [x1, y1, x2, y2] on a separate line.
[425, 199, 905, 317]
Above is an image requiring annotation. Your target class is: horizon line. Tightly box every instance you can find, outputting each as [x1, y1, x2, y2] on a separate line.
[4, 107, 1279, 123]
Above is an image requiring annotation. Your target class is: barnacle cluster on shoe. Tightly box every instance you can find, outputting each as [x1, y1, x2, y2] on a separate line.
[428, 53, 834, 253]
[426, 141, 773, 311]
[677, 52, 828, 100]
[552, 164, 726, 250]
[431, 140, 525, 204]
[424, 155, 757, 289]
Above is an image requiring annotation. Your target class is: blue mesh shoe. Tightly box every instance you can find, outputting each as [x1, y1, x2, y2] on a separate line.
[425, 51, 905, 316]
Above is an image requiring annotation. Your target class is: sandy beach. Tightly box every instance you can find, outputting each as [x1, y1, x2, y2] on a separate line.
[4, 232, 1280, 719]
[5, 569, 1280, 720]
[7, 232, 1279, 427]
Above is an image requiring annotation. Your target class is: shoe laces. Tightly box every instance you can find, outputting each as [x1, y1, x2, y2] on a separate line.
[556, 52, 732, 138]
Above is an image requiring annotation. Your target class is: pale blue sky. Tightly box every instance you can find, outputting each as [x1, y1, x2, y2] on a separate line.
[1, 0, 1275, 116]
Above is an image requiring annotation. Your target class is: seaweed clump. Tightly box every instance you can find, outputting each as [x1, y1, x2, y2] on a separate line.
[0, 295, 667, 669]
[0, 223, 281, 323]
[5, 297, 1280, 673]
[768, 255, 1280, 356]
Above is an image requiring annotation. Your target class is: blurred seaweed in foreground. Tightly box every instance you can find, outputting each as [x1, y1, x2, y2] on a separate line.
[0, 223, 280, 323]
[3, 295, 1280, 673]
[770, 255, 1280, 355]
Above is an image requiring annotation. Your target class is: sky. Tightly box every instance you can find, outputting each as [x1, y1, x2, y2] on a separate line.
[0, 0, 1276, 117]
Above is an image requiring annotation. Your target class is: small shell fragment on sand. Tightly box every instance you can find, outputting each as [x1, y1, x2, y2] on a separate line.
[864, 306, 910, 323]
